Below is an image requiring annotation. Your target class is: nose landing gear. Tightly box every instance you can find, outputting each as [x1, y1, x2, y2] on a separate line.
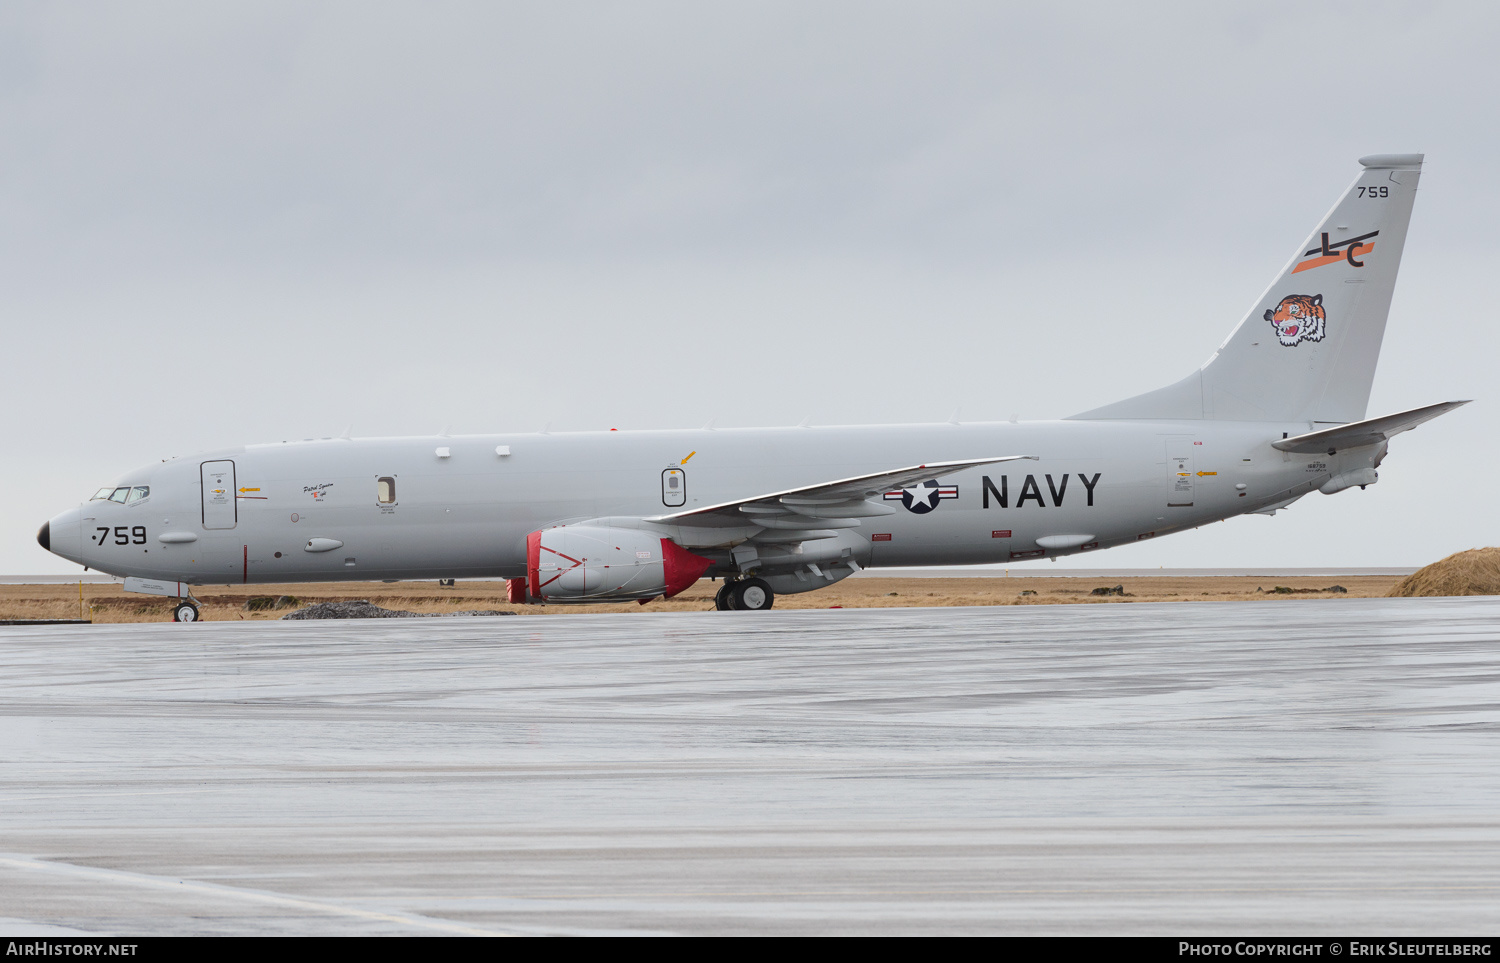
[172, 600, 201, 622]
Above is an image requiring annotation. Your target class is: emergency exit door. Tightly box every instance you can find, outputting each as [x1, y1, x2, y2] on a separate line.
[201, 460, 237, 529]
[662, 469, 686, 507]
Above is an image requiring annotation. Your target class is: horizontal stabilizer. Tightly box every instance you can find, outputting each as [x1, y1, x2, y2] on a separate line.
[1272, 400, 1469, 454]
[650, 455, 1037, 522]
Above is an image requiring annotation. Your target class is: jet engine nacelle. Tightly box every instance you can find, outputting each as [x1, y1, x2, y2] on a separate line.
[525, 525, 712, 603]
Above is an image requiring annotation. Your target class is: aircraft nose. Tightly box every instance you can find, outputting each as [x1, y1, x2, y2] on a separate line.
[41, 507, 83, 563]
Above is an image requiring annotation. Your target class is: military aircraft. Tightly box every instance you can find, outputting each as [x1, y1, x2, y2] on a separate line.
[38, 154, 1465, 620]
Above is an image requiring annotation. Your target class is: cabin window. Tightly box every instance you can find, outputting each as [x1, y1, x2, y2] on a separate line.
[377, 476, 396, 505]
[108, 487, 130, 503]
[91, 488, 114, 501]
[127, 486, 149, 503]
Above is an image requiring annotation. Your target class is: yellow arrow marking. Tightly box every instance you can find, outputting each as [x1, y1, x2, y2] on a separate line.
[680, 451, 697, 464]
[238, 487, 261, 493]
[1196, 471, 1217, 477]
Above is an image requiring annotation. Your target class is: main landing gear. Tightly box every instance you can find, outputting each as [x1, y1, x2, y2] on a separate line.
[714, 578, 775, 611]
[172, 600, 201, 622]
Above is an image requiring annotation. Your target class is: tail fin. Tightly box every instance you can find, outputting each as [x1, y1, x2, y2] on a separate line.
[1071, 153, 1423, 423]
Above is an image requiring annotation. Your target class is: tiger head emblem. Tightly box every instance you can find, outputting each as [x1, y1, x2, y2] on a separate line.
[1264, 294, 1326, 347]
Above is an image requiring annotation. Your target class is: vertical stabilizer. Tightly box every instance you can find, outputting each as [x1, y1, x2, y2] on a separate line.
[1071, 154, 1423, 423]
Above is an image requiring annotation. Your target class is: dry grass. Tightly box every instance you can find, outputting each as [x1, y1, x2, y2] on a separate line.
[0, 573, 1405, 624]
[1386, 547, 1500, 597]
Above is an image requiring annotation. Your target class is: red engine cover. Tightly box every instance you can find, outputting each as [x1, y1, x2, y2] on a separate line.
[660, 538, 712, 598]
[526, 529, 543, 599]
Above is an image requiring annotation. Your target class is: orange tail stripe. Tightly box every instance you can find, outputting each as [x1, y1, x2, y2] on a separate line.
[1292, 242, 1373, 274]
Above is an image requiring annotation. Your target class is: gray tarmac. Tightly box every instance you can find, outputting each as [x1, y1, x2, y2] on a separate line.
[1, 598, 1498, 936]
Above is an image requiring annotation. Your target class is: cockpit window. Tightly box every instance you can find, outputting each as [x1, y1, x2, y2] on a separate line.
[91, 485, 149, 502]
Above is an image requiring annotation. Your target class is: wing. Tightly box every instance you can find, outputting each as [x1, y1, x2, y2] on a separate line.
[1272, 401, 1469, 454]
[647, 455, 1038, 525]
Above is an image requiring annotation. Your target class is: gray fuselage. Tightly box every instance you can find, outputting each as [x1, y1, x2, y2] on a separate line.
[43, 418, 1352, 588]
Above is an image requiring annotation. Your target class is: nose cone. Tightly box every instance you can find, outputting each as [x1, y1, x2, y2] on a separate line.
[42, 507, 83, 564]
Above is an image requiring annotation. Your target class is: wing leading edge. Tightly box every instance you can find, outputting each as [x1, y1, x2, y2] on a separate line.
[647, 455, 1039, 524]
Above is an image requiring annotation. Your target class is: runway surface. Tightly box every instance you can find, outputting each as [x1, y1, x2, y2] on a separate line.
[1, 598, 1498, 935]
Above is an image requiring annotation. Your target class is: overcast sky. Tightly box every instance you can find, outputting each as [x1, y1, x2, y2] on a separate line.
[4, 1, 1496, 574]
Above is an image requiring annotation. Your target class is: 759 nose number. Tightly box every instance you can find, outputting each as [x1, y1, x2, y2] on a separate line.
[95, 526, 147, 546]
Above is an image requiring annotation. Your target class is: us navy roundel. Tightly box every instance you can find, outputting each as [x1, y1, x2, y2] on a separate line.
[884, 481, 959, 514]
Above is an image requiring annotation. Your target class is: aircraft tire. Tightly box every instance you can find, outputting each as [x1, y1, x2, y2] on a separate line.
[172, 602, 200, 623]
[714, 583, 736, 611]
[731, 578, 774, 611]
